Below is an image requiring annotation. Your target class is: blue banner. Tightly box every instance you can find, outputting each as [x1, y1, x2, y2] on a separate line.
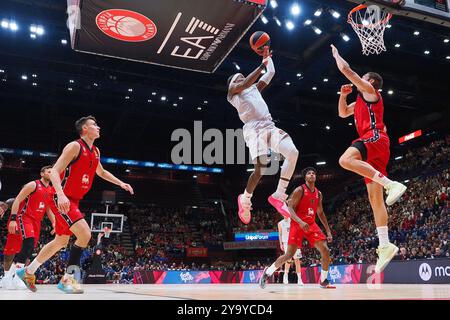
[234, 232, 279, 242]
[0, 147, 223, 173]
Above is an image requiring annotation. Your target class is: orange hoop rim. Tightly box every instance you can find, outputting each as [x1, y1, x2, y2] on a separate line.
[348, 4, 393, 28]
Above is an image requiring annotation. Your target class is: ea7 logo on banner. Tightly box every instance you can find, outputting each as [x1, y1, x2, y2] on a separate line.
[157, 12, 235, 61]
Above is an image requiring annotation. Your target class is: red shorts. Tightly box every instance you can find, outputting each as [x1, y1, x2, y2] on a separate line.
[352, 130, 390, 184]
[3, 233, 22, 255]
[54, 198, 84, 236]
[288, 221, 326, 248]
[18, 216, 41, 246]
[3, 216, 40, 255]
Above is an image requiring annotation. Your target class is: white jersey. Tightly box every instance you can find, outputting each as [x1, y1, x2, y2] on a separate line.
[278, 218, 291, 243]
[227, 84, 273, 129]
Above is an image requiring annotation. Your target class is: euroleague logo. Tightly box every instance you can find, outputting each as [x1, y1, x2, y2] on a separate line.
[96, 9, 157, 42]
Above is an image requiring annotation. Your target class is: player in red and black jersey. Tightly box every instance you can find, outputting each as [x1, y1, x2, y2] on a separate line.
[331, 45, 406, 273]
[260, 167, 335, 289]
[17, 116, 134, 294]
[1, 166, 55, 290]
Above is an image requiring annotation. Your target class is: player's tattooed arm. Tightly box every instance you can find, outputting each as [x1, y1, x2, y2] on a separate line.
[0, 198, 14, 218]
[9, 182, 36, 234]
[331, 44, 376, 95]
[229, 65, 265, 96]
[287, 187, 310, 231]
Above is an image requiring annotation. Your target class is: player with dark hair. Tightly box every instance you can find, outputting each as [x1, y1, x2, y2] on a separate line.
[331, 45, 406, 273]
[260, 167, 335, 289]
[227, 47, 299, 225]
[1, 166, 56, 289]
[17, 116, 134, 293]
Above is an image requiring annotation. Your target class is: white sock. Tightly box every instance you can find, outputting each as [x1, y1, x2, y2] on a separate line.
[297, 273, 302, 281]
[371, 171, 392, 187]
[27, 259, 42, 275]
[244, 190, 252, 198]
[266, 264, 277, 276]
[377, 226, 390, 247]
[321, 270, 328, 282]
[275, 179, 289, 197]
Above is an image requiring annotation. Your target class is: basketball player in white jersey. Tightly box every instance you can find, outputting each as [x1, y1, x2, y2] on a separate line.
[227, 47, 299, 224]
[278, 217, 304, 285]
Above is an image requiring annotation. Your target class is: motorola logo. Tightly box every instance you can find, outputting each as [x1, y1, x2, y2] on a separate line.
[419, 263, 432, 281]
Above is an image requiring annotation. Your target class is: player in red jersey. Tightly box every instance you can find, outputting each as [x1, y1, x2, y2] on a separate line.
[331, 45, 407, 273]
[17, 116, 134, 293]
[260, 167, 335, 289]
[1, 166, 55, 290]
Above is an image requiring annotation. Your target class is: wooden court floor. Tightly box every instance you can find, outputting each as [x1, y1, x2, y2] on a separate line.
[0, 283, 449, 300]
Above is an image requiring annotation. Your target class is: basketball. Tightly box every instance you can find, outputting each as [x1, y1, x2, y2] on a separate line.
[106, 16, 147, 37]
[249, 31, 271, 55]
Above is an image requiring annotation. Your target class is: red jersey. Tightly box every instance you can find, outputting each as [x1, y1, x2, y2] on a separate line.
[61, 139, 100, 200]
[17, 180, 53, 222]
[294, 184, 320, 225]
[354, 92, 386, 138]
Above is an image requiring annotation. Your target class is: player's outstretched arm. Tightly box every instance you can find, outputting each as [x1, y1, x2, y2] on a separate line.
[331, 44, 376, 95]
[256, 47, 275, 92]
[316, 191, 332, 242]
[95, 155, 134, 195]
[287, 187, 309, 231]
[8, 181, 36, 234]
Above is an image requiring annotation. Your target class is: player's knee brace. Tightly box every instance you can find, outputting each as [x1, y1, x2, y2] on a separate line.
[15, 237, 35, 264]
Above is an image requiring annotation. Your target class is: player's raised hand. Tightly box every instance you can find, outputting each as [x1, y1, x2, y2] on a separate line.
[262, 46, 273, 66]
[8, 220, 18, 234]
[330, 44, 339, 58]
[57, 192, 70, 214]
[120, 182, 134, 195]
[340, 84, 353, 96]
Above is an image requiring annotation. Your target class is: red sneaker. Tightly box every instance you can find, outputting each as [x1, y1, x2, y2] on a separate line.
[237, 194, 252, 224]
[268, 195, 290, 218]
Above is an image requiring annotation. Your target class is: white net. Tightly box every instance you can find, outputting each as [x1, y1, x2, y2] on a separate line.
[348, 5, 392, 56]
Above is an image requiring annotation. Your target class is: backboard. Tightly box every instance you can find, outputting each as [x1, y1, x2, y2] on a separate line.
[348, 0, 450, 27]
[90, 213, 124, 233]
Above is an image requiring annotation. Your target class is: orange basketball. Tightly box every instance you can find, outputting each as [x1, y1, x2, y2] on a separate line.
[249, 31, 270, 56]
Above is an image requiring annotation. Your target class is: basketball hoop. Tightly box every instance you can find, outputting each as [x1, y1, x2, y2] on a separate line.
[103, 226, 111, 239]
[348, 5, 392, 56]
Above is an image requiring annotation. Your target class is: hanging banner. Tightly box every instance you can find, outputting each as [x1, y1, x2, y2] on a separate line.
[68, 0, 266, 73]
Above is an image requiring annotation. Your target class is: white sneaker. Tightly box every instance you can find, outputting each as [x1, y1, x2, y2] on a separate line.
[297, 277, 304, 286]
[1, 274, 14, 290]
[12, 274, 28, 290]
[375, 242, 399, 273]
[283, 274, 289, 285]
[385, 181, 407, 206]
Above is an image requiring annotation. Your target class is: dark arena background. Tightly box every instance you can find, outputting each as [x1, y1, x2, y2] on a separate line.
[0, 0, 449, 308]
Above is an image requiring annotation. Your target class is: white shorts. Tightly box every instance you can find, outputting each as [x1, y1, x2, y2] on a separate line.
[283, 242, 302, 259]
[243, 121, 290, 161]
